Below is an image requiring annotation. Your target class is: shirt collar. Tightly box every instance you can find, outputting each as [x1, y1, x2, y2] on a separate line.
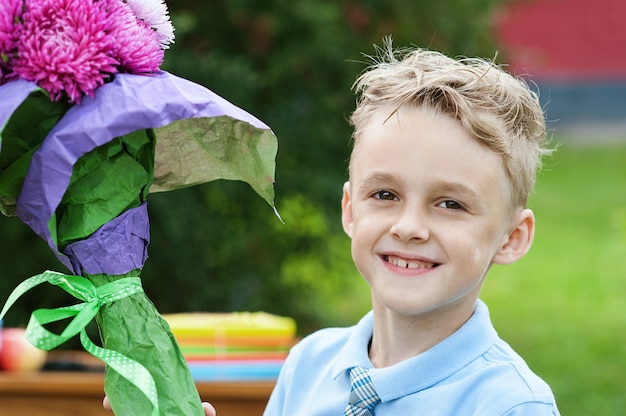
[331, 299, 498, 402]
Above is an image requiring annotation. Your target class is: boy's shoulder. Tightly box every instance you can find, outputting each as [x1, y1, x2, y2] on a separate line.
[455, 336, 558, 414]
[283, 304, 559, 415]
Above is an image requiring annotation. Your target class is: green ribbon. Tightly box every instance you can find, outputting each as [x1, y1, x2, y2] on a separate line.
[0, 270, 159, 416]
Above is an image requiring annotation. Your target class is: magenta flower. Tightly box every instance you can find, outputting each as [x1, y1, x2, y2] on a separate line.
[0, 0, 21, 53]
[4, 0, 172, 102]
[0, 0, 22, 81]
[12, 0, 119, 103]
[105, 0, 165, 74]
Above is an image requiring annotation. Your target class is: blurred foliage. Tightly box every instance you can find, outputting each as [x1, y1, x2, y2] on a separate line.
[0, 0, 504, 335]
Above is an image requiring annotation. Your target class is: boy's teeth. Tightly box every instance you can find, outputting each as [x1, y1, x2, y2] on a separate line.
[388, 256, 432, 269]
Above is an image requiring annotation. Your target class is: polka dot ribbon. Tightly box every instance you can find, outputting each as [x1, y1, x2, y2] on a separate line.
[0, 270, 159, 416]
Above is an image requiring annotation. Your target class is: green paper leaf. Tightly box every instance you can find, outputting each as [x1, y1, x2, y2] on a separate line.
[54, 130, 155, 248]
[151, 116, 278, 208]
[0, 90, 68, 216]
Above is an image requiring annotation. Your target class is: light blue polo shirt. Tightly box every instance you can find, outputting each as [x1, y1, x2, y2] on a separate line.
[264, 300, 560, 415]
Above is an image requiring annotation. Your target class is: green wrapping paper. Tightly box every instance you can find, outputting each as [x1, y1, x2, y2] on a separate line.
[90, 271, 202, 415]
[56, 131, 154, 247]
[54, 130, 182, 415]
[0, 72, 279, 415]
[0, 88, 68, 216]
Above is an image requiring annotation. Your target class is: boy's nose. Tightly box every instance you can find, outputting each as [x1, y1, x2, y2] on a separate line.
[389, 205, 430, 242]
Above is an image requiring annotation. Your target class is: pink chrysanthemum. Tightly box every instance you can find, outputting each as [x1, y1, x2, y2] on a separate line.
[12, 0, 119, 103]
[105, 0, 164, 74]
[0, 0, 21, 53]
[0, 0, 22, 81]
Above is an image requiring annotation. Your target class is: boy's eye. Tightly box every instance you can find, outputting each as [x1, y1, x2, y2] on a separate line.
[439, 200, 464, 210]
[374, 190, 396, 201]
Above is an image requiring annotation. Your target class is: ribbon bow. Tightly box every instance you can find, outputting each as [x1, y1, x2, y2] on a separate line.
[0, 270, 159, 416]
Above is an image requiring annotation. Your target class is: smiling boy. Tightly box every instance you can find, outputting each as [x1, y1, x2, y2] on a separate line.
[264, 41, 560, 415]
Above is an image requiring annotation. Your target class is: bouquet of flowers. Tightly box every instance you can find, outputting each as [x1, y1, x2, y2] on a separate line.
[0, 1, 278, 415]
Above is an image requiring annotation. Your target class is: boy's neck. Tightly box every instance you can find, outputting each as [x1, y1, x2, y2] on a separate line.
[368, 299, 477, 368]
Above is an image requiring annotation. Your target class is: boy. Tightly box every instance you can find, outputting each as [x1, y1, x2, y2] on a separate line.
[263, 41, 560, 415]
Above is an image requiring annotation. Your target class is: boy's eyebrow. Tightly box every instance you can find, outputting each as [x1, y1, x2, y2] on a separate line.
[357, 171, 401, 194]
[430, 180, 484, 204]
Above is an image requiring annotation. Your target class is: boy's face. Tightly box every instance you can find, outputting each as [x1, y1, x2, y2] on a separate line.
[342, 104, 534, 320]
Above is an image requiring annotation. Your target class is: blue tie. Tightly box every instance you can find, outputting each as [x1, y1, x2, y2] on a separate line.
[343, 366, 381, 416]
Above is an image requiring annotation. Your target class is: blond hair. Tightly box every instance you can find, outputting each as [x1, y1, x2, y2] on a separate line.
[349, 39, 551, 208]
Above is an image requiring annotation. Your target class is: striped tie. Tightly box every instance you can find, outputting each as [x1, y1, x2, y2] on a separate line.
[343, 366, 381, 416]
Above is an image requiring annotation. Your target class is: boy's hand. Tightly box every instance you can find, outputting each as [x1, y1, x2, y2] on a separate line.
[103, 396, 216, 416]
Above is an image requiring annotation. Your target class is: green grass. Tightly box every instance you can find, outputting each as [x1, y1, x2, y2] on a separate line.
[482, 142, 626, 415]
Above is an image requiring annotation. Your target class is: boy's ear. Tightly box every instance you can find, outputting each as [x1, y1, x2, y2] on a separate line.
[493, 208, 535, 265]
[341, 182, 354, 238]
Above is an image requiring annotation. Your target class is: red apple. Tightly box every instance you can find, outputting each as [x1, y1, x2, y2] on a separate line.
[0, 328, 48, 372]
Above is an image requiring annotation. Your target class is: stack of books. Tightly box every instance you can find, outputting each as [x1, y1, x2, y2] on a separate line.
[163, 311, 297, 381]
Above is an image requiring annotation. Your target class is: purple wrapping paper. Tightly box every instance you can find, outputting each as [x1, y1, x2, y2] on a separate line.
[7, 71, 271, 275]
[63, 203, 150, 276]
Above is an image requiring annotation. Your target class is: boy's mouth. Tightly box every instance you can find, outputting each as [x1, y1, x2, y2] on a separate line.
[382, 255, 438, 269]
